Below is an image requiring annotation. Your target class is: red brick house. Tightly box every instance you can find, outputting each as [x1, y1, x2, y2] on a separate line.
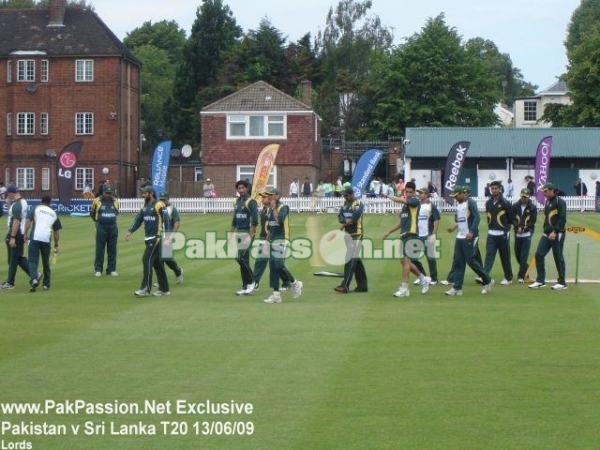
[200, 80, 321, 197]
[0, 0, 140, 198]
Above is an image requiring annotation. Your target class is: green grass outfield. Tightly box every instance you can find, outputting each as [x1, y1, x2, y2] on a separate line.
[1, 212, 600, 449]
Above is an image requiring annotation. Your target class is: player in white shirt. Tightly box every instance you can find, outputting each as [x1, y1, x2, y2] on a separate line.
[25, 195, 62, 292]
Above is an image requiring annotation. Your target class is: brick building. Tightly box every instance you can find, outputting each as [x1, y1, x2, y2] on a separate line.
[200, 80, 321, 197]
[0, 0, 140, 198]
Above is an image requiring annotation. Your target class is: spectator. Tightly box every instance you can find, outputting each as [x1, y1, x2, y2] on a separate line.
[289, 178, 299, 198]
[0, 182, 6, 200]
[506, 179, 514, 198]
[525, 175, 536, 198]
[301, 177, 313, 197]
[574, 178, 588, 196]
[427, 181, 438, 197]
[484, 183, 491, 197]
[203, 178, 215, 199]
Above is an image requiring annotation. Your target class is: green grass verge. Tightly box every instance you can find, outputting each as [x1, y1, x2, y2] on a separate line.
[0, 212, 599, 449]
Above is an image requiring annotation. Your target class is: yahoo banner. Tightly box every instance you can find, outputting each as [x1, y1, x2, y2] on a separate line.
[442, 141, 470, 204]
[534, 136, 552, 204]
[151, 140, 172, 193]
[57, 141, 84, 207]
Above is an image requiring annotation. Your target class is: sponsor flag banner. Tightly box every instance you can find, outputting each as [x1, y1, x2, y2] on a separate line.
[57, 141, 84, 207]
[442, 141, 471, 204]
[535, 136, 552, 204]
[351, 148, 383, 197]
[151, 140, 172, 193]
[251, 144, 280, 200]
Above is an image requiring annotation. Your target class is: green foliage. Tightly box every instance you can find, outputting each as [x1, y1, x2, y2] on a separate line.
[565, 0, 600, 55]
[566, 25, 600, 126]
[169, 0, 242, 148]
[369, 14, 498, 135]
[315, 0, 394, 137]
[123, 20, 186, 66]
[218, 18, 290, 92]
[558, 0, 600, 127]
[464, 37, 536, 106]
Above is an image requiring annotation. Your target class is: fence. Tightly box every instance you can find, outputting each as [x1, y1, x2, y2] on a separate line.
[116, 196, 599, 214]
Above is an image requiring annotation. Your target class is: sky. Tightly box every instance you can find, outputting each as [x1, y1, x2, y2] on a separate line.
[95, 0, 581, 91]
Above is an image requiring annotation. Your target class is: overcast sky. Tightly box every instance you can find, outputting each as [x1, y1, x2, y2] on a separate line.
[95, 0, 581, 90]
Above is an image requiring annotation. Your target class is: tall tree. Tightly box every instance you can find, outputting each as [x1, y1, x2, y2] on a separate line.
[168, 0, 242, 147]
[123, 20, 186, 66]
[565, 0, 600, 54]
[123, 21, 186, 167]
[218, 18, 290, 92]
[464, 38, 536, 107]
[315, 0, 394, 137]
[545, 0, 600, 126]
[368, 14, 498, 136]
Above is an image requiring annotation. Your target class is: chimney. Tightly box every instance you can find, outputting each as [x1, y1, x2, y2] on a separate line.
[48, 0, 66, 27]
[300, 80, 312, 107]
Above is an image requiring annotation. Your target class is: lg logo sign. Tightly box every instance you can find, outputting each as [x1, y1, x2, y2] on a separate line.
[58, 151, 77, 179]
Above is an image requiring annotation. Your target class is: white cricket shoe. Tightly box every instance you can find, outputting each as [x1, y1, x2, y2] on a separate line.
[481, 279, 495, 294]
[413, 279, 421, 285]
[291, 280, 303, 299]
[439, 280, 450, 286]
[445, 288, 463, 296]
[528, 282, 546, 289]
[551, 283, 567, 290]
[176, 268, 184, 284]
[153, 290, 171, 297]
[264, 293, 282, 304]
[500, 279, 512, 285]
[393, 287, 410, 298]
[421, 277, 431, 294]
[134, 288, 150, 297]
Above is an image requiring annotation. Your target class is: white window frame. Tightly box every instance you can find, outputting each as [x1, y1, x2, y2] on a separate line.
[75, 168, 94, 190]
[17, 60, 35, 82]
[6, 60, 12, 83]
[40, 112, 49, 135]
[194, 167, 203, 182]
[227, 114, 286, 139]
[4, 168, 10, 185]
[6, 113, 12, 136]
[42, 168, 51, 191]
[75, 112, 94, 135]
[41, 60, 49, 82]
[524, 101, 537, 122]
[16, 168, 35, 190]
[75, 60, 94, 82]
[237, 164, 277, 189]
[17, 112, 35, 135]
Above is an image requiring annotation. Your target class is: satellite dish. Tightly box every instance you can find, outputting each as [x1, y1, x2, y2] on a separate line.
[181, 144, 192, 158]
[45, 149, 56, 157]
[170, 148, 181, 157]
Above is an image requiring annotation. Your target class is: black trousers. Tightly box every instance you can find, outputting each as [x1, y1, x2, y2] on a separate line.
[5, 232, 30, 285]
[514, 236, 532, 280]
[534, 233, 566, 284]
[28, 240, 51, 288]
[449, 237, 491, 290]
[140, 239, 169, 292]
[95, 223, 118, 273]
[483, 232, 513, 281]
[340, 234, 368, 291]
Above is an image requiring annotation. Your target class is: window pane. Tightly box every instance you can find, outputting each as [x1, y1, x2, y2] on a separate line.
[249, 116, 264, 136]
[42, 168, 50, 190]
[268, 123, 284, 136]
[230, 123, 246, 136]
